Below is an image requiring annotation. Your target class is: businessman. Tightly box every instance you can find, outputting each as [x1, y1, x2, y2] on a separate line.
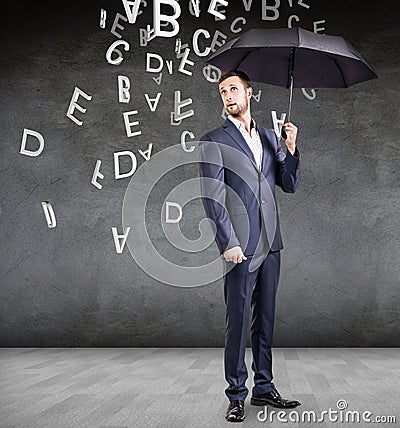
[199, 70, 301, 422]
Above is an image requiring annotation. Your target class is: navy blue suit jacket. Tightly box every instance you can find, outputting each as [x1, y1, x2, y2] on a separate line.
[199, 118, 300, 257]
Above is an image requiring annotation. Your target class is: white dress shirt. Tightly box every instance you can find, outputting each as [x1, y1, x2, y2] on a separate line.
[228, 115, 263, 171]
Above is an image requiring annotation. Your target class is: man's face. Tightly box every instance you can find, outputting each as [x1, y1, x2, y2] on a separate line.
[219, 76, 252, 117]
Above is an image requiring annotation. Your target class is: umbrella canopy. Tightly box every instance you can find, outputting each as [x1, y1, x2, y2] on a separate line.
[207, 27, 378, 89]
[207, 27, 378, 124]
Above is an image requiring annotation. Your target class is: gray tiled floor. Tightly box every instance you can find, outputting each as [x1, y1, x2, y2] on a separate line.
[0, 348, 399, 427]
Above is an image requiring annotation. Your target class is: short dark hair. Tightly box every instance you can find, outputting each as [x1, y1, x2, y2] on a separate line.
[218, 70, 252, 88]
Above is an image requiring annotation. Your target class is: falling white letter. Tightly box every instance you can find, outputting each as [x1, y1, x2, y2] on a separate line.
[118, 75, 131, 103]
[112, 227, 131, 253]
[171, 91, 194, 124]
[110, 13, 127, 38]
[262, 0, 280, 20]
[114, 151, 138, 179]
[178, 48, 195, 76]
[106, 40, 130, 65]
[181, 131, 195, 152]
[288, 15, 299, 28]
[123, 111, 142, 137]
[271, 110, 287, 139]
[66, 87, 92, 126]
[154, 0, 181, 38]
[208, 0, 228, 20]
[144, 93, 162, 111]
[100, 9, 107, 28]
[20, 129, 45, 157]
[302, 88, 316, 100]
[192, 29, 211, 57]
[41, 201, 57, 228]
[138, 143, 153, 160]
[92, 160, 104, 189]
[146, 53, 164, 73]
[231, 17, 246, 33]
[313, 20, 326, 34]
[121, 0, 142, 23]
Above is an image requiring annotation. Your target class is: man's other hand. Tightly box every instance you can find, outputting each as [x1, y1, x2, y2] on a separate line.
[223, 246, 247, 263]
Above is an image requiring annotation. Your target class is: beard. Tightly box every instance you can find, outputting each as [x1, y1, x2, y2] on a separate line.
[227, 98, 249, 117]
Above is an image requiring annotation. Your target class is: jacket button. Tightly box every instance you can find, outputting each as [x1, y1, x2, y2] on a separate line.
[261, 200, 266, 204]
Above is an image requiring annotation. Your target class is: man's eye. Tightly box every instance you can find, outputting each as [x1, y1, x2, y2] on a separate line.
[232, 87, 237, 91]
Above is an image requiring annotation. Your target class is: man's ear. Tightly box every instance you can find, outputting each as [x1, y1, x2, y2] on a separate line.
[247, 87, 253, 98]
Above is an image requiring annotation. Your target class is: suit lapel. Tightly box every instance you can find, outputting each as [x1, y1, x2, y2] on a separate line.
[222, 119, 258, 170]
[257, 124, 271, 175]
[222, 119, 273, 175]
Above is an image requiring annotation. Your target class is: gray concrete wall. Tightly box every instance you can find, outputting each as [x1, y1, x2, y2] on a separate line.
[0, 0, 399, 346]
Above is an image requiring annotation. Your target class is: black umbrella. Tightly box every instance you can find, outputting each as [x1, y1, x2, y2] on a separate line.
[207, 27, 378, 123]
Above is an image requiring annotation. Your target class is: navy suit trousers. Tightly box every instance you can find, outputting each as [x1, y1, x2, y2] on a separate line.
[223, 249, 281, 401]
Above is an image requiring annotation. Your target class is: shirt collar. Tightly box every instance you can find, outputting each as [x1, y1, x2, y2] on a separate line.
[228, 115, 257, 133]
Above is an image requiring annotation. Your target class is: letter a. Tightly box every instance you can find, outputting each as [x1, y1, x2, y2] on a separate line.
[121, 0, 141, 24]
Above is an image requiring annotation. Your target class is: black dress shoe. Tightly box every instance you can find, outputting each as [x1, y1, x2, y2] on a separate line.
[251, 389, 301, 408]
[225, 400, 245, 422]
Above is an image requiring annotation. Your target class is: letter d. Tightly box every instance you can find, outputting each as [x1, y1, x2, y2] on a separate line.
[20, 129, 44, 157]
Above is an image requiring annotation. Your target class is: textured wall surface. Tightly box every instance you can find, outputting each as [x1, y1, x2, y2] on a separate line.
[0, 0, 399, 346]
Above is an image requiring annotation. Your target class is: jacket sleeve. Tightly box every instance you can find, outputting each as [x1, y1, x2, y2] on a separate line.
[274, 131, 301, 193]
[198, 134, 241, 255]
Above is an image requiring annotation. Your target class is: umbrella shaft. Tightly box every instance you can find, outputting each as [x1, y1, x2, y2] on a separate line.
[288, 74, 293, 123]
[287, 47, 295, 123]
